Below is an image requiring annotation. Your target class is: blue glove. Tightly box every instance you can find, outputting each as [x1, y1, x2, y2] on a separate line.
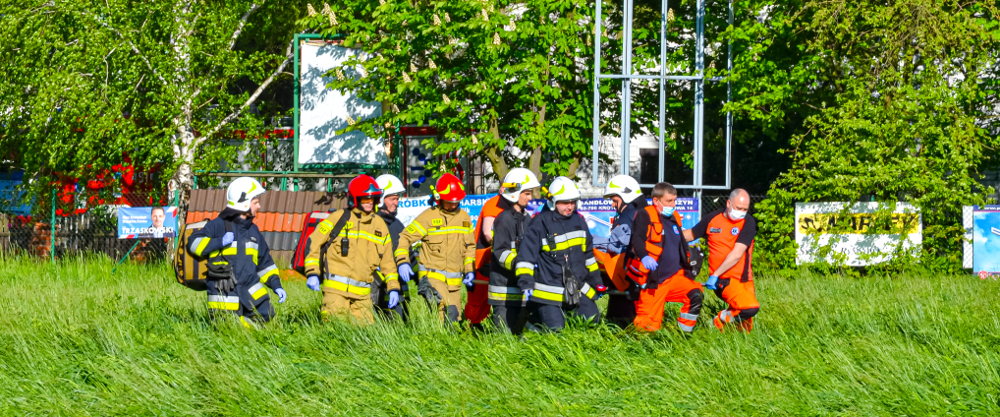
[221, 232, 235, 246]
[522, 289, 533, 301]
[387, 291, 400, 309]
[704, 275, 719, 290]
[398, 263, 414, 283]
[463, 272, 475, 288]
[641, 255, 658, 271]
[306, 275, 321, 292]
[275, 288, 287, 303]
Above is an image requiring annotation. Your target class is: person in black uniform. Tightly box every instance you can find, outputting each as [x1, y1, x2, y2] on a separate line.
[596, 174, 648, 327]
[375, 174, 408, 321]
[515, 176, 603, 331]
[187, 177, 286, 328]
[488, 168, 541, 333]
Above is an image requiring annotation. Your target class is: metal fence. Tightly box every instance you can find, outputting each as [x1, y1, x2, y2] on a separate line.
[701, 194, 767, 216]
[0, 192, 173, 262]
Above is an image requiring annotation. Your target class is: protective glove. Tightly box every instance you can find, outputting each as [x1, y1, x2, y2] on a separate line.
[387, 290, 400, 309]
[398, 263, 414, 283]
[641, 255, 658, 271]
[216, 276, 236, 293]
[463, 272, 476, 288]
[221, 232, 235, 246]
[275, 288, 287, 304]
[306, 275, 321, 292]
[704, 275, 719, 290]
[522, 289, 533, 302]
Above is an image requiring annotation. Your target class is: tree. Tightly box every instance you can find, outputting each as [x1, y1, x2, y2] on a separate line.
[298, 0, 596, 181]
[0, 0, 306, 200]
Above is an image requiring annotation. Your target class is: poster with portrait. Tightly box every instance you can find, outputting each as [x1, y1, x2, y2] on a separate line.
[118, 206, 179, 238]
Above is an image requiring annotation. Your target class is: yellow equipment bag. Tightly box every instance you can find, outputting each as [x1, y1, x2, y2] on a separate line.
[174, 220, 211, 291]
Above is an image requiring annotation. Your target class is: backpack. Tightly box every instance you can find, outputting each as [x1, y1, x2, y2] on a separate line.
[291, 210, 350, 276]
[174, 218, 234, 291]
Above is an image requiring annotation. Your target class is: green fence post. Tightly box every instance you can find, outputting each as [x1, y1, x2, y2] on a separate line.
[50, 189, 55, 263]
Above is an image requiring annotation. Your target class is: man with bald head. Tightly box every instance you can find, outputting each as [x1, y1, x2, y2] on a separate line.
[683, 189, 760, 332]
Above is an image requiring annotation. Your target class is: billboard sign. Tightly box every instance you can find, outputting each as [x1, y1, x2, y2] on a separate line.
[795, 202, 922, 266]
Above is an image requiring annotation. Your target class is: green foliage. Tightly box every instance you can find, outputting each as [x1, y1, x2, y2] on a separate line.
[298, 0, 596, 180]
[2, 257, 1000, 414]
[732, 0, 1000, 270]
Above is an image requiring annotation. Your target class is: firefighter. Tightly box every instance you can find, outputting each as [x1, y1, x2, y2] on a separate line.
[187, 177, 287, 328]
[303, 175, 400, 324]
[516, 176, 603, 331]
[375, 174, 408, 321]
[683, 188, 760, 332]
[627, 182, 703, 333]
[463, 191, 504, 327]
[594, 174, 647, 328]
[488, 168, 541, 333]
[395, 173, 476, 323]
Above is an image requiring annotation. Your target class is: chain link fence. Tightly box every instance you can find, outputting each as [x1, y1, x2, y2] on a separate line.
[700, 194, 768, 216]
[0, 191, 174, 262]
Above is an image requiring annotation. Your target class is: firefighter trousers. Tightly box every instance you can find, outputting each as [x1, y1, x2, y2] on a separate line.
[633, 270, 704, 332]
[322, 288, 375, 324]
[602, 274, 636, 328]
[418, 276, 462, 323]
[525, 296, 601, 332]
[376, 281, 411, 322]
[713, 279, 759, 332]
[492, 305, 529, 334]
[463, 271, 491, 324]
[207, 281, 274, 328]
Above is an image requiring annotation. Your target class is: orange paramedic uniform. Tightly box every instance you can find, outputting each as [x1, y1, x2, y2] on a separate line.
[689, 209, 760, 332]
[463, 195, 504, 324]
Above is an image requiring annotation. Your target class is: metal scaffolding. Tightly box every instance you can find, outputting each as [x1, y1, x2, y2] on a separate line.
[591, 0, 734, 194]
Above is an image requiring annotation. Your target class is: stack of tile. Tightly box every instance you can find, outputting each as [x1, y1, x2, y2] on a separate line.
[185, 189, 348, 264]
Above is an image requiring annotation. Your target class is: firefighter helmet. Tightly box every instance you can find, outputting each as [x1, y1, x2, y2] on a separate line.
[603, 174, 643, 204]
[500, 168, 541, 204]
[433, 173, 466, 202]
[226, 177, 266, 212]
[375, 174, 405, 197]
[347, 175, 382, 209]
[545, 176, 581, 209]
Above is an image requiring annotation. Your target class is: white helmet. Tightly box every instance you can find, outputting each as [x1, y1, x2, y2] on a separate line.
[545, 176, 581, 209]
[226, 177, 266, 212]
[375, 174, 405, 197]
[500, 168, 541, 203]
[603, 174, 643, 203]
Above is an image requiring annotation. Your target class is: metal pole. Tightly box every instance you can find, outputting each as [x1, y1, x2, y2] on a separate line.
[621, 0, 633, 176]
[112, 240, 141, 274]
[50, 189, 55, 263]
[725, 0, 734, 189]
[293, 34, 301, 173]
[693, 0, 705, 190]
[591, 0, 603, 187]
[658, 0, 669, 184]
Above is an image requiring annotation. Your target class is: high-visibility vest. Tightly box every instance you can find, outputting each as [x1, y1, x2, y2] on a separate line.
[625, 205, 687, 285]
[473, 195, 504, 273]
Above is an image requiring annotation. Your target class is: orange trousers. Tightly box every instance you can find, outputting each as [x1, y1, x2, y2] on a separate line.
[713, 278, 759, 332]
[462, 271, 491, 324]
[633, 270, 704, 332]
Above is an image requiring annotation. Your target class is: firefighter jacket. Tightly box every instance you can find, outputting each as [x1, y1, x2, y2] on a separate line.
[395, 206, 476, 291]
[516, 208, 602, 306]
[188, 210, 283, 309]
[304, 208, 400, 299]
[377, 207, 405, 252]
[488, 206, 532, 306]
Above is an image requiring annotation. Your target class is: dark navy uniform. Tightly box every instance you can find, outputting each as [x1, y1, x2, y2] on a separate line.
[376, 206, 409, 320]
[188, 211, 283, 327]
[603, 199, 646, 327]
[488, 206, 532, 333]
[516, 208, 602, 331]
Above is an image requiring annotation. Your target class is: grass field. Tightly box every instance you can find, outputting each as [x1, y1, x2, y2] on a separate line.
[1, 255, 999, 416]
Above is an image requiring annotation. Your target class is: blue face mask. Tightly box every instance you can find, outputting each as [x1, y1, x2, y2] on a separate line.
[661, 206, 675, 217]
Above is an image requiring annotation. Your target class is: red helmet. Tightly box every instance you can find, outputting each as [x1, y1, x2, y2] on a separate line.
[433, 173, 466, 202]
[347, 175, 382, 209]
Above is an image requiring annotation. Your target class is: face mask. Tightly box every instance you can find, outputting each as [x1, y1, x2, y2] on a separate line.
[729, 208, 747, 220]
[661, 206, 675, 217]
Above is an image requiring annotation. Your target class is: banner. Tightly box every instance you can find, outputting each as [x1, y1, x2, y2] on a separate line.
[396, 195, 701, 240]
[963, 205, 1000, 278]
[118, 206, 178, 239]
[794, 202, 921, 266]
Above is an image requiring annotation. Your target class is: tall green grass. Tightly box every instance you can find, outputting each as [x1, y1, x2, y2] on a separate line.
[1, 254, 998, 416]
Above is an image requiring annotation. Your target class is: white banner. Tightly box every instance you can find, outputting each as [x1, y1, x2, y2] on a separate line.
[298, 42, 386, 166]
[794, 202, 922, 266]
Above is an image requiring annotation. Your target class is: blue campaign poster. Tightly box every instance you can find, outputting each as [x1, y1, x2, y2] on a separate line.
[118, 206, 179, 239]
[973, 206, 1000, 276]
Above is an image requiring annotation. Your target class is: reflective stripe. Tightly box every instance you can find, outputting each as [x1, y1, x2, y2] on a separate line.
[384, 273, 400, 282]
[323, 274, 372, 295]
[248, 282, 268, 300]
[245, 242, 259, 263]
[515, 261, 533, 276]
[719, 310, 734, 323]
[488, 285, 524, 302]
[394, 248, 409, 258]
[678, 322, 695, 332]
[222, 242, 238, 256]
[246, 242, 259, 251]
[586, 257, 599, 272]
[409, 221, 427, 236]
[207, 295, 239, 311]
[428, 226, 472, 235]
[532, 283, 565, 303]
[239, 316, 254, 328]
[499, 250, 516, 270]
[257, 264, 279, 283]
[305, 258, 320, 266]
[338, 230, 389, 245]
[580, 283, 597, 299]
[464, 257, 474, 265]
[191, 237, 210, 256]
[418, 266, 463, 286]
[680, 312, 699, 321]
[542, 230, 587, 252]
